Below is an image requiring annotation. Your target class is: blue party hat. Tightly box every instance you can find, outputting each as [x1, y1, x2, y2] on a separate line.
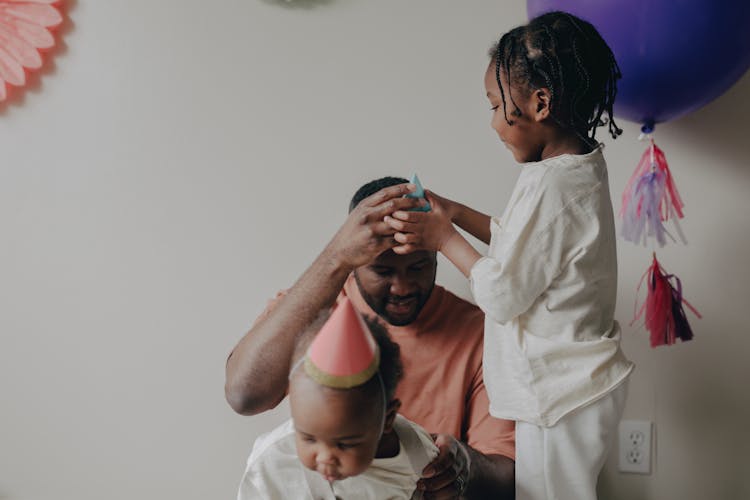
[405, 173, 431, 212]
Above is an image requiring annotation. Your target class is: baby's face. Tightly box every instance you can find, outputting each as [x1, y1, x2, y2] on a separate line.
[289, 372, 384, 482]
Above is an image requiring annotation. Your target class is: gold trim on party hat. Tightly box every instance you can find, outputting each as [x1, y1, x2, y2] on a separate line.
[303, 297, 380, 389]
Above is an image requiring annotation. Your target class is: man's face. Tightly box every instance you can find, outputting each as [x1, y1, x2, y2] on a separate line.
[353, 249, 437, 326]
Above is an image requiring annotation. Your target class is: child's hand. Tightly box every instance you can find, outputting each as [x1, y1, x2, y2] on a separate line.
[423, 190, 459, 222]
[384, 191, 458, 254]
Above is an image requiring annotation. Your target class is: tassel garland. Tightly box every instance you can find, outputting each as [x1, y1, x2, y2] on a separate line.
[620, 139, 686, 247]
[632, 254, 701, 348]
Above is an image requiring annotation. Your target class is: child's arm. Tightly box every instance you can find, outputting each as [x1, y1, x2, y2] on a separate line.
[438, 230, 483, 278]
[388, 190, 562, 325]
[428, 190, 492, 245]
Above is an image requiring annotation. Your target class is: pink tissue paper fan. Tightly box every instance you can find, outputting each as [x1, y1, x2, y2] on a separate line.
[0, 0, 63, 101]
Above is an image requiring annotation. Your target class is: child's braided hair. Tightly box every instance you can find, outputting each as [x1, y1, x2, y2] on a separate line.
[491, 11, 623, 144]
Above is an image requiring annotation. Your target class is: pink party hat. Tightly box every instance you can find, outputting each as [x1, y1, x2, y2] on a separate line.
[304, 298, 380, 389]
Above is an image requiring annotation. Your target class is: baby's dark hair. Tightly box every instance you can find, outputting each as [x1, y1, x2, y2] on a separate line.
[349, 176, 409, 212]
[490, 11, 622, 144]
[364, 316, 403, 401]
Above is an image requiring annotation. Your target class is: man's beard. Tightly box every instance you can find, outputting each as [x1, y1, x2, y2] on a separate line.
[354, 277, 432, 327]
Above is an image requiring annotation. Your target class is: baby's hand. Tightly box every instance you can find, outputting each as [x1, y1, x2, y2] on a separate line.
[385, 191, 457, 254]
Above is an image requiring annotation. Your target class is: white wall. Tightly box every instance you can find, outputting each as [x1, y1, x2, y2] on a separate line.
[0, 1, 747, 499]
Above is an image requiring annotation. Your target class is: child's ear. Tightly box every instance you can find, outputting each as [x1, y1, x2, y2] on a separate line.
[532, 88, 551, 121]
[382, 399, 402, 434]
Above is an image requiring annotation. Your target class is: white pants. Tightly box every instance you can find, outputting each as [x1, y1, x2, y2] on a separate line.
[515, 381, 628, 500]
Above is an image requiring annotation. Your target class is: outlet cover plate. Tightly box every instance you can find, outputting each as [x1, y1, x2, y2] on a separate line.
[618, 420, 652, 474]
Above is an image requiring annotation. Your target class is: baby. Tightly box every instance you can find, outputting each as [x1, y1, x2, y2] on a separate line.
[237, 298, 438, 500]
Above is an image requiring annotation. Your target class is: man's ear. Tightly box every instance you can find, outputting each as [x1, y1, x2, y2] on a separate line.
[532, 88, 551, 121]
[382, 399, 402, 434]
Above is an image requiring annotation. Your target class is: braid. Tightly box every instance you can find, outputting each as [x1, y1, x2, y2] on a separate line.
[496, 33, 524, 124]
[490, 11, 622, 143]
[495, 33, 508, 123]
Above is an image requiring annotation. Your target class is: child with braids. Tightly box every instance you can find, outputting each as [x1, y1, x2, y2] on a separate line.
[386, 11, 634, 500]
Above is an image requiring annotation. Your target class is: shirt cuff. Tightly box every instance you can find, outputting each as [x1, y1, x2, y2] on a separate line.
[469, 256, 495, 300]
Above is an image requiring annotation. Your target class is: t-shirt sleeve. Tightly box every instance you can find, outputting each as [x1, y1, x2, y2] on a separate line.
[411, 419, 441, 465]
[469, 215, 566, 325]
[464, 364, 516, 460]
[237, 470, 268, 500]
[469, 181, 598, 325]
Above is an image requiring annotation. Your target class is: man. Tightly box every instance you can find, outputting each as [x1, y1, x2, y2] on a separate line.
[226, 178, 515, 499]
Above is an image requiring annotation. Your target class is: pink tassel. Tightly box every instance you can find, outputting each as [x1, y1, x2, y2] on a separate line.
[631, 254, 701, 348]
[620, 139, 685, 246]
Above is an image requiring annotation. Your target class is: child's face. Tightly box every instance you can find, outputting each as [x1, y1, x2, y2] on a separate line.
[289, 372, 386, 482]
[484, 62, 545, 163]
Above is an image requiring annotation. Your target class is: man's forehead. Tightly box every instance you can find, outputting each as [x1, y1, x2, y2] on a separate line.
[371, 250, 435, 266]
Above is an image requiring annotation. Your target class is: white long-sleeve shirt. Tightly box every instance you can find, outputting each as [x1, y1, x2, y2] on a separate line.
[471, 146, 634, 427]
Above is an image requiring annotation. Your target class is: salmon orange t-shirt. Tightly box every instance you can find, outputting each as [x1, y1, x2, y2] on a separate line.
[343, 278, 515, 460]
[256, 280, 515, 460]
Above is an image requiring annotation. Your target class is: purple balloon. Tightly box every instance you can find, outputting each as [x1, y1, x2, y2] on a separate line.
[526, 0, 750, 126]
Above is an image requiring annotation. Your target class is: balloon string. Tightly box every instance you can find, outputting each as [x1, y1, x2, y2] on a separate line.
[649, 138, 655, 173]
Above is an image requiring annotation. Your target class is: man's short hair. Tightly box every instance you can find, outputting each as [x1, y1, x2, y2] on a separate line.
[349, 177, 409, 212]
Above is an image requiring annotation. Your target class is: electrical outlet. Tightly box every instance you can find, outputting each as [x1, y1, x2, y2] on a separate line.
[618, 420, 652, 474]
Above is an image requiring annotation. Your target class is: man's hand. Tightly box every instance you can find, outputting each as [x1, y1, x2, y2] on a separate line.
[417, 434, 471, 499]
[325, 183, 425, 269]
[225, 183, 424, 415]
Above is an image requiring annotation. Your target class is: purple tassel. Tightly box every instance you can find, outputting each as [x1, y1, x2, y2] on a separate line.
[620, 140, 686, 247]
[668, 273, 695, 343]
[621, 169, 670, 246]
